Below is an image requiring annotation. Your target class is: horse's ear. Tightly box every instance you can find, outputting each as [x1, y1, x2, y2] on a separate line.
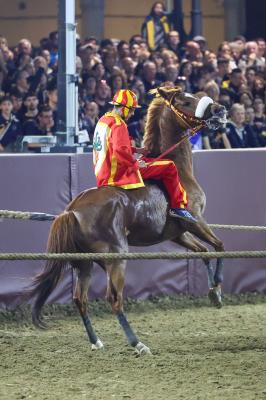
[174, 85, 183, 93]
[157, 86, 182, 100]
[149, 86, 183, 101]
[148, 88, 160, 96]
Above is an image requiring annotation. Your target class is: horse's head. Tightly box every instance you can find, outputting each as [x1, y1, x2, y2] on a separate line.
[155, 86, 227, 130]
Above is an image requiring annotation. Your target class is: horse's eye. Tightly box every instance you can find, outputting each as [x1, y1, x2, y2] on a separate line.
[183, 101, 191, 107]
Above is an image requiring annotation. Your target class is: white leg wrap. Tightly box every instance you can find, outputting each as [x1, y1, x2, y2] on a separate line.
[91, 339, 104, 350]
[135, 342, 152, 355]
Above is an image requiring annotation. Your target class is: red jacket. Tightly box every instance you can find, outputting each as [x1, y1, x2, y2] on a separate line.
[93, 112, 145, 189]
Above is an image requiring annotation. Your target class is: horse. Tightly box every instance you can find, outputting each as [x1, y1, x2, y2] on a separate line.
[26, 86, 227, 355]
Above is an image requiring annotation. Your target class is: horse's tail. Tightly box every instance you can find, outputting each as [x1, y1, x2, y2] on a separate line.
[25, 211, 78, 326]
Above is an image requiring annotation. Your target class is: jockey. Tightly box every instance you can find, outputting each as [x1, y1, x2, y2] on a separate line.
[92, 89, 197, 223]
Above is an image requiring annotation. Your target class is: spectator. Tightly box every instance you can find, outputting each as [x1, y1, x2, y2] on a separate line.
[165, 30, 183, 59]
[46, 79, 57, 113]
[79, 42, 100, 71]
[245, 41, 265, 69]
[17, 38, 32, 58]
[117, 40, 130, 60]
[239, 90, 253, 108]
[165, 64, 179, 83]
[91, 62, 106, 81]
[141, 61, 162, 92]
[10, 89, 23, 117]
[245, 66, 257, 92]
[128, 109, 146, 147]
[202, 125, 231, 149]
[82, 74, 97, 101]
[129, 43, 141, 67]
[223, 68, 245, 102]
[245, 106, 255, 125]
[40, 49, 53, 74]
[21, 92, 39, 124]
[161, 49, 178, 67]
[121, 57, 137, 88]
[226, 103, 259, 148]
[215, 58, 230, 86]
[109, 71, 127, 96]
[255, 37, 266, 71]
[48, 31, 59, 68]
[94, 80, 111, 116]
[183, 41, 203, 62]
[193, 35, 208, 55]
[141, 2, 171, 51]
[0, 96, 22, 151]
[102, 50, 118, 79]
[131, 78, 146, 106]
[178, 60, 193, 92]
[12, 70, 30, 96]
[23, 105, 55, 136]
[252, 76, 264, 98]
[253, 97, 266, 146]
[81, 101, 99, 143]
[218, 89, 232, 110]
[0, 27, 264, 152]
[204, 80, 220, 102]
[204, 50, 218, 69]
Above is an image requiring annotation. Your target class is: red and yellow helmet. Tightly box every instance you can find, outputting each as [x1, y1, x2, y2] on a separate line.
[110, 89, 141, 110]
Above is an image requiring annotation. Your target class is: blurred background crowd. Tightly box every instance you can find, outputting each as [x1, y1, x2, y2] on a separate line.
[0, 1, 265, 152]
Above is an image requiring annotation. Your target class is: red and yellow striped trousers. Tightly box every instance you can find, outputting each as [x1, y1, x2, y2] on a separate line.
[139, 158, 188, 208]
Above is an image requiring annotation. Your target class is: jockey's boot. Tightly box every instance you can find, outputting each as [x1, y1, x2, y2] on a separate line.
[169, 208, 197, 223]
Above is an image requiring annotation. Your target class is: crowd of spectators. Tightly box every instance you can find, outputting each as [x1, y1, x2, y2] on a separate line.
[0, 1, 265, 152]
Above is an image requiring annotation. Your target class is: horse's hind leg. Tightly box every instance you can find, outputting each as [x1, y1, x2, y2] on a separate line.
[73, 261, 103, 350]
[106, 260, 151, 355]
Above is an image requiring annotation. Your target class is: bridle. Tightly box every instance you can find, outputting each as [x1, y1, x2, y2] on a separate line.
[164, 92, 207, 135]
[153, 91, 207, 161]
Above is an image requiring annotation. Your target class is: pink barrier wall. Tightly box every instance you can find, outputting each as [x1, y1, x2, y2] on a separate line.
[0, 150, 265, 309]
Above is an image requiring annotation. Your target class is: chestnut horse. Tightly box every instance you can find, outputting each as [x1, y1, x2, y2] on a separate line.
[27, 86, 227, 354]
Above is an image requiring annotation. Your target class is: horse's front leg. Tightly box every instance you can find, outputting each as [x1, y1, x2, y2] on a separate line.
[106, 259, 151, 355]
[173, 232, 217, 292]
[184, 220, 225, 307]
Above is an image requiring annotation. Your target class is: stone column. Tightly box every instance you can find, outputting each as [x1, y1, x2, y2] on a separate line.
[224, 0, 246, 41]
[191, 0, 202, 37]
[80, 0, 105, 40]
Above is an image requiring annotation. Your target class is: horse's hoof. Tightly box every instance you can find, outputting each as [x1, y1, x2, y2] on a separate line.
[91, 339, 104, 350]
[135, 342, 152, 355]
[208, 287, 222, 309]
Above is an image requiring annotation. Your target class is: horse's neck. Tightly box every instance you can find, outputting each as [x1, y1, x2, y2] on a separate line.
[160, 109, 193, 180]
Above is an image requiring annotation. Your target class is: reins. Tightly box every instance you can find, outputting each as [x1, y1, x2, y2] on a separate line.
[152, 92, 206, 161]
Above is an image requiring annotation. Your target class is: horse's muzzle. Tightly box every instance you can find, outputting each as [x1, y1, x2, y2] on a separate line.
[206, 105, 227, 130]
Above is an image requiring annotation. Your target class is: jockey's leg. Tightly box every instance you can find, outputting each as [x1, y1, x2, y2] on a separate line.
[140, 159, 187, 208]
[140, 159, 196, 222]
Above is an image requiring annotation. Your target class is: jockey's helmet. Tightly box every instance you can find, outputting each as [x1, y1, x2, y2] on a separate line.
[109, 89, 141, 109]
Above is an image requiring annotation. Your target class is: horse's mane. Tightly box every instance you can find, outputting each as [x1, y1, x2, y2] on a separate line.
[143, 97, 165, 155]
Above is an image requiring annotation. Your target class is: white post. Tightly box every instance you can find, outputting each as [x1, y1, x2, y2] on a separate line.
[57, 0, 77, 146]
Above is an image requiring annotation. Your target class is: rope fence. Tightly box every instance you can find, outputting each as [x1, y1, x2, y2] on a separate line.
[0, 251, 266, 261]
[1, 209, 266, 231]
[1, 210, 266, 261]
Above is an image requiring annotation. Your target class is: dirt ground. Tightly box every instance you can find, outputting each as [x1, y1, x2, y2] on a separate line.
[0, 294, 266, 400]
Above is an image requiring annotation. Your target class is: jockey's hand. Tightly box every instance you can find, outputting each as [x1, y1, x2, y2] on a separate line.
[137, 159, 147, 168]
[135, 147, 148, 156]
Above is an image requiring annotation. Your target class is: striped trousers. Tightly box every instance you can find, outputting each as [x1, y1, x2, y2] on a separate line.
[139, 158, 188, 209]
